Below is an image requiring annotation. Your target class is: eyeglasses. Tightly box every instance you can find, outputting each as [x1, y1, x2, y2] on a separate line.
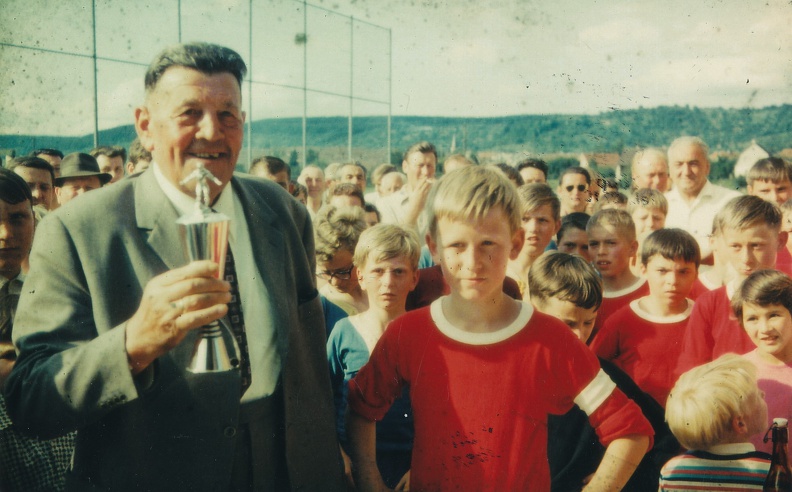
[316, 264, 354, 281]
[565, 184, 588, 193]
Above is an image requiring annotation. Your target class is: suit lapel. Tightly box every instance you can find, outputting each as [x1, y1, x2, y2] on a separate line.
[231, 177, 289, 359]
[135, 169, 187, 270]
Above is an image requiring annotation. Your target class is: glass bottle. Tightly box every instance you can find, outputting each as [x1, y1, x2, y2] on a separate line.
[764, 418, 792, 492]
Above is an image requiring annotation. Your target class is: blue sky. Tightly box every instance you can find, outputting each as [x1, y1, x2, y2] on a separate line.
[1, 0, 790, 136]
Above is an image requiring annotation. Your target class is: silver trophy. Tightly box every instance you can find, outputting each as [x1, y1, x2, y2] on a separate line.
[177, 163, 238, 373]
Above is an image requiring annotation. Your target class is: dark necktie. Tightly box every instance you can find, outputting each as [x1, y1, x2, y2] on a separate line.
[225, 248, 251, 394]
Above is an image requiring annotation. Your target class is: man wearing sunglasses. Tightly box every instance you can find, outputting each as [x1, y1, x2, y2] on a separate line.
[557, 166, 592, 217]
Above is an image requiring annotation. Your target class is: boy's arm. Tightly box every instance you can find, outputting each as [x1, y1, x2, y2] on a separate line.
[346, 408, 389, 492]
[575, 370, 654, 490]
[583, 434, 650, 491]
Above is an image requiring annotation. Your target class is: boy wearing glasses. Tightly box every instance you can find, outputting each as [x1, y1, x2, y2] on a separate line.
[314, 206, 369, 321]
[557, 166, 591, 217]
[327, 224, 420, 489]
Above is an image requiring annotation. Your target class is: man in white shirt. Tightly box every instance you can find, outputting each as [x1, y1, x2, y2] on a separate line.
[378, 141, 436, 228]
[664, 136, 741, 261]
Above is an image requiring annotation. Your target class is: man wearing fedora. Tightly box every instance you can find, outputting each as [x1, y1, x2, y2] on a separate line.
[54, 152, 112, 206]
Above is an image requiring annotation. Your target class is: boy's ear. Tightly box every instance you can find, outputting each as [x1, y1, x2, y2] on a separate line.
[426, 232, 439, 262]
[553, 220, 562, 236]
[778, 230, 788, 250]
[629, 239, 639, 257]
[353, 266, 364, 290]
[409, 268, 420, 292]
[731, 414, 749, 436]
[510, 228, 526, 260]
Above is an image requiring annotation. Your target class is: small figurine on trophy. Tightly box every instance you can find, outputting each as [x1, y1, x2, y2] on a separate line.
[181, 163, 223, 211]
[177, 163, 238, 373]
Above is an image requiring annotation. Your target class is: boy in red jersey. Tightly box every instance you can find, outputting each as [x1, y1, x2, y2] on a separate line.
[676, 195, 787, 377]
[346, 167, 653, 491]
[587, 209, 649, 341]
[593, 229, 699, 407]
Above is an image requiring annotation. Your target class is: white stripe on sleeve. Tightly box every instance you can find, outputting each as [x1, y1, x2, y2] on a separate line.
[573, 369, 617, 415]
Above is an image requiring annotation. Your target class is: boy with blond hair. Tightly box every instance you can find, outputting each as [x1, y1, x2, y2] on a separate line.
[506, 183, 560, 299]
[530, 252, 676, 492]
[327, 224, 420, 488]
[746, 156, 792, 206]
[346, 167, 653, 491]
[587, 209, 648, 338]
[660, 354, 771, 491]
[676, 195, 788, 376]
[731, 269, 792, 454]
[626, 188, 668, 277]
[747, 157, 792, 275]
[592, 229, 700, 407]
[627, 188, 667, 241]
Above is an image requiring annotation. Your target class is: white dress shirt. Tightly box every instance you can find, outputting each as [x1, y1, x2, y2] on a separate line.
[664, 180, 741, 258]
[153, 164, 280, 401]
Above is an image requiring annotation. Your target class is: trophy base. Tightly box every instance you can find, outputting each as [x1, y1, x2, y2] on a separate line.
[187, 321, 237, 373]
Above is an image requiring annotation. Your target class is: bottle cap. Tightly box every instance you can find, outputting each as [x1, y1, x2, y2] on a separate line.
[773, 418, 788, 427]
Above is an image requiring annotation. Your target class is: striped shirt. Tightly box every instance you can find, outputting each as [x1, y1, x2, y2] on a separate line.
[659, 443, 771, 491]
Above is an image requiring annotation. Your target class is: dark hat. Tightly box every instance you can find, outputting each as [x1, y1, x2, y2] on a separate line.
[54, 153, 112, 186]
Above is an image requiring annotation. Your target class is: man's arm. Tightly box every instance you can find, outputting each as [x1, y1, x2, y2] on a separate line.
[5, 212, 231, 438]
[346, 408, 389, 492]
[583, 435, 650, 491]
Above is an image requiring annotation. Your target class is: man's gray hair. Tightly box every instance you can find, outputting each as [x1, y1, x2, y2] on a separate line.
[144, 42, 247, 92]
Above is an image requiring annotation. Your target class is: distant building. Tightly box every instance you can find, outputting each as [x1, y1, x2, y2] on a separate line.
[733, 140, 771, 177]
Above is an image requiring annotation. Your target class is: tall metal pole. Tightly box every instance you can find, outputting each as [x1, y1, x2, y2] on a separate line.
[302, 0, 308, 169]
[178, 0, 182, 42]
[348, 17, 353, 162]
[91, 0, 99, 148]
[387, 28, 392, 164]
[247, 0, 253, 167]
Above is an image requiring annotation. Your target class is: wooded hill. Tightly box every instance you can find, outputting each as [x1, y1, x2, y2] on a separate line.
[2, 104, 790, 161]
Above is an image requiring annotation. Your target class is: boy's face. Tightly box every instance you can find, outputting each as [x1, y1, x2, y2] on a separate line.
[631, 206, 666, 238]
[534, 298, 598, 343]
[641, 255, 698, 308]
[358, 255, 419, 312]
[557, 228, 590, 261]
[428, 207, 524, 303]
[557, 174, 589, 214]
[520, 204, 560, 258]
[741, 302, 792, 364]
[588, 224, 638, 279]
[316, 248, 359, 295]
[719, 224, 786, 281]
[748, 178, 791, 206]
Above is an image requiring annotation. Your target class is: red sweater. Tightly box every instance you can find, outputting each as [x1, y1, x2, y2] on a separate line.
[592, 299, 692, 407]
[349, 301, 654, 491]
[675, 285, 754, 378]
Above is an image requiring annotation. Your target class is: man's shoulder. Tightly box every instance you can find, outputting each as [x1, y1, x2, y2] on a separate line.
[702, 181, 741, 200]
[232, 172, 308, 221]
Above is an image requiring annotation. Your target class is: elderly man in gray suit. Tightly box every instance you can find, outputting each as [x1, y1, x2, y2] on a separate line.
[5, 43, 345, 491]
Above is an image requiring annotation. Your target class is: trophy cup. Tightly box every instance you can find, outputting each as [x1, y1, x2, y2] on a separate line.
[177, 163, 238, 373]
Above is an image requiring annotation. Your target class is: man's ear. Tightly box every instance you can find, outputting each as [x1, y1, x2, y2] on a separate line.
[134, 106, 155, 153]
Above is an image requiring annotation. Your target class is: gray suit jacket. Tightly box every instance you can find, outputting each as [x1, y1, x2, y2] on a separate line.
[5, 170, 345, 491]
